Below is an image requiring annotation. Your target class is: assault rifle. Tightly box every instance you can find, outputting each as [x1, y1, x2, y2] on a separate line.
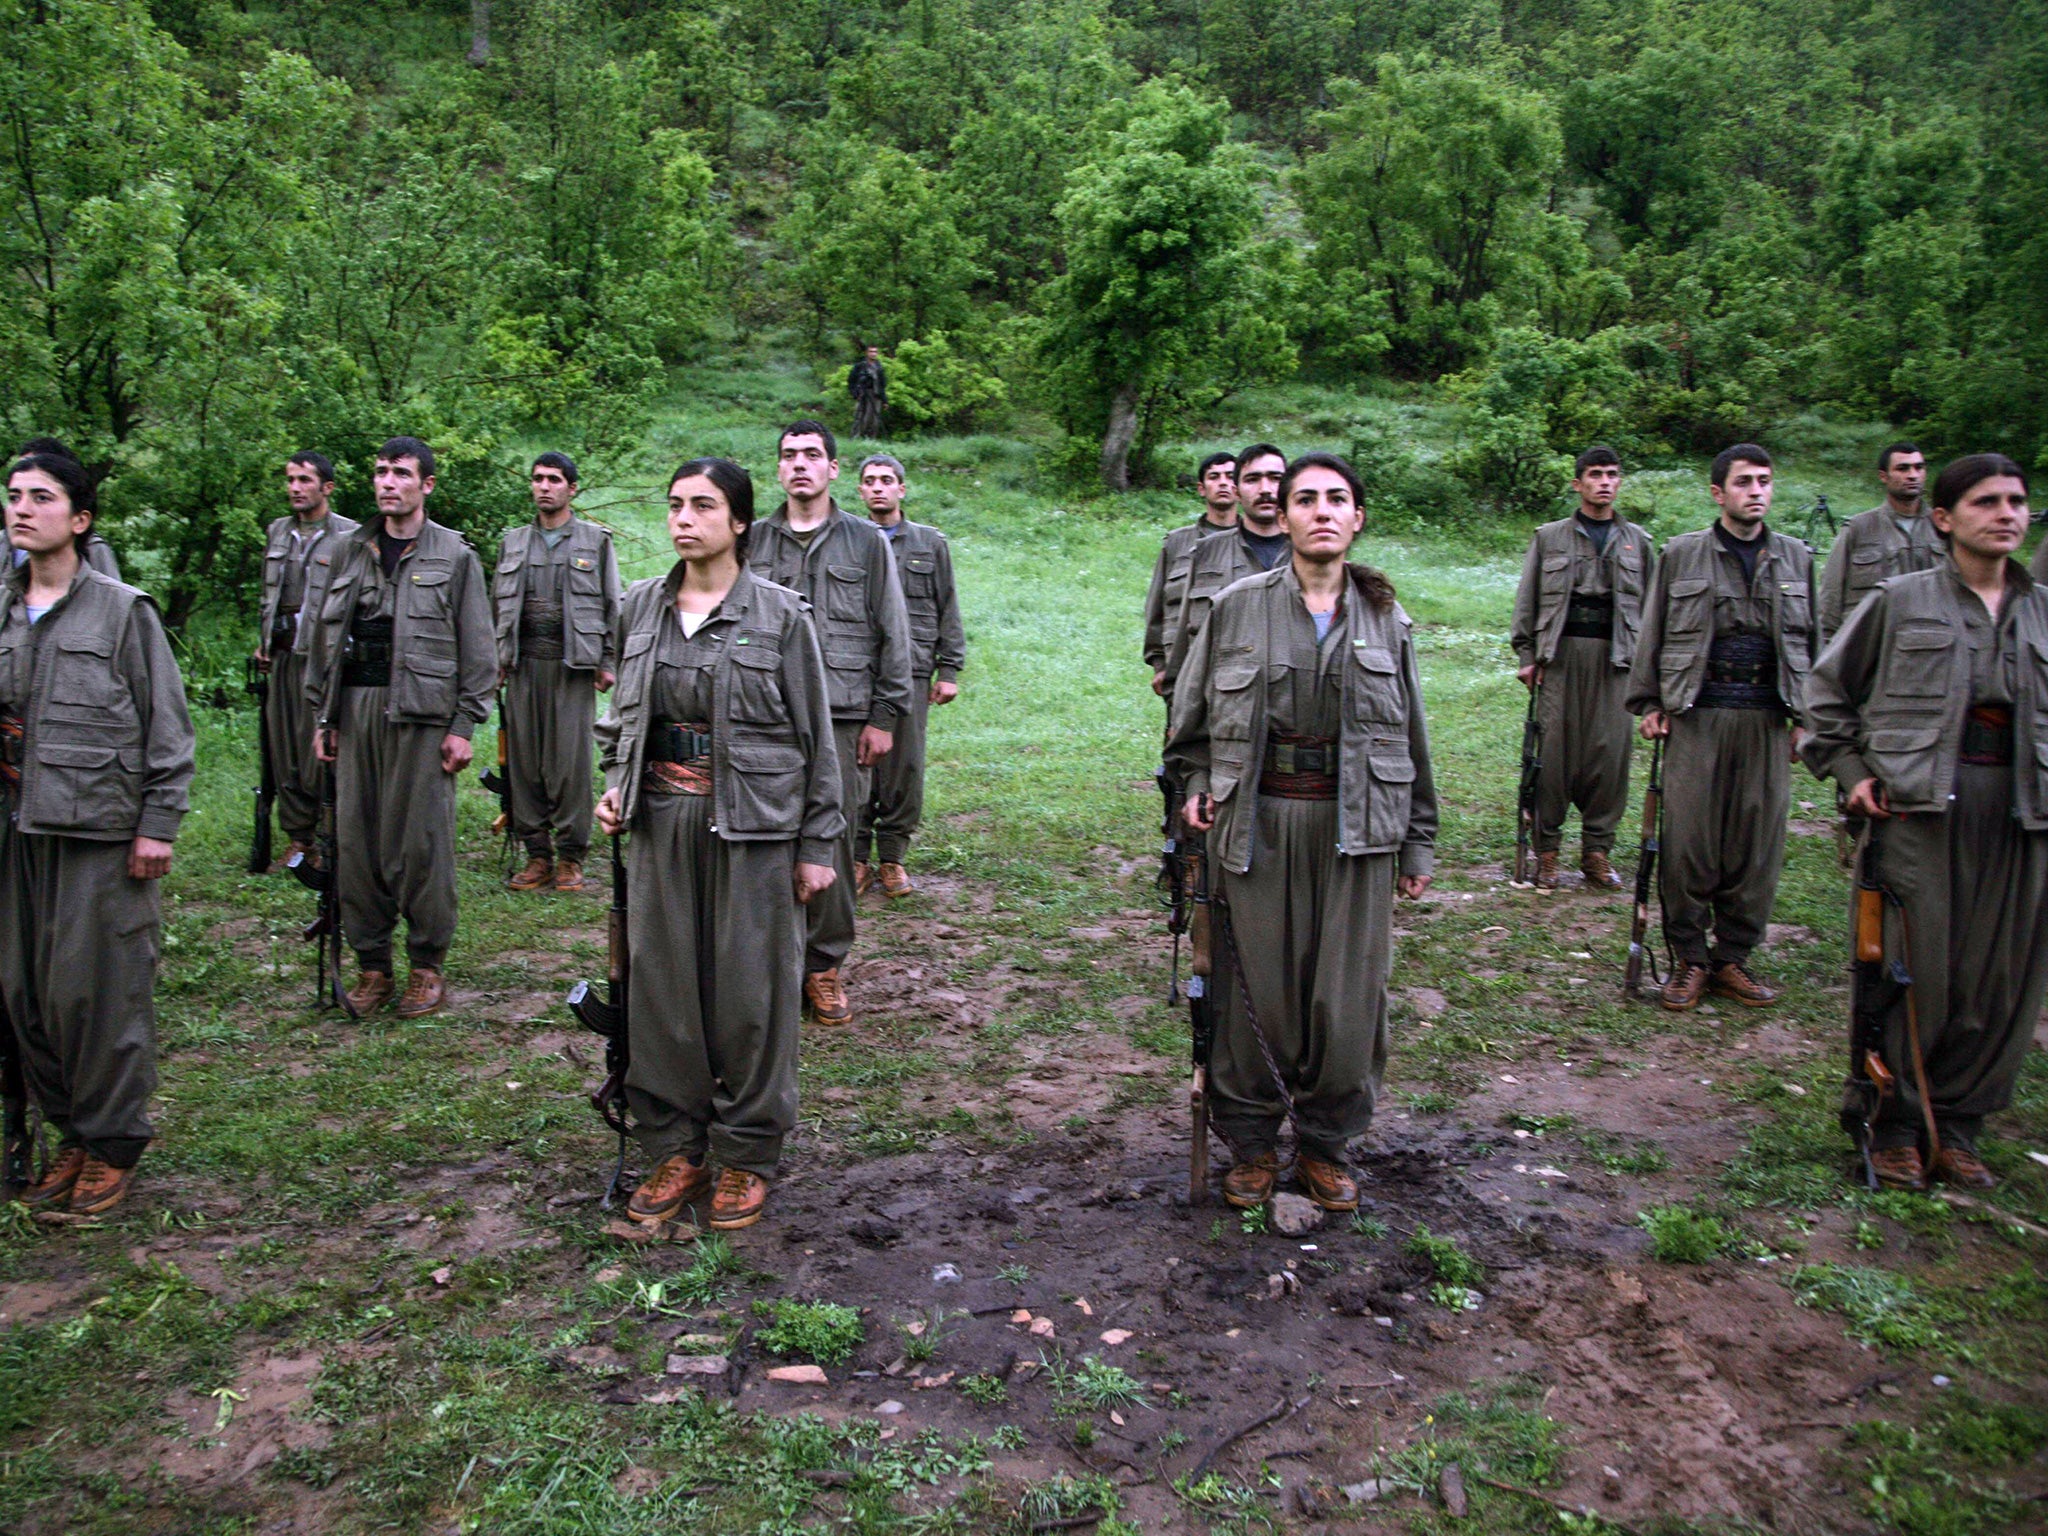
[1157, 768, 1214, 1203]
[1511, 684, 1543, 886]
[246, 656, 274, 874]
[478, 688, 517, 877]
[1, 1026, 29, 1193]
[568, 833, 631, 1205]
[1623, 740, 1665, 1000]
[287, 730, 358, 1019]
[1842, 823, 1939, 1188]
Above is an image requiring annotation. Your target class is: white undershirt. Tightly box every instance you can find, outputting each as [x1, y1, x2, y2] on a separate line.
[677, 609, 710, 638]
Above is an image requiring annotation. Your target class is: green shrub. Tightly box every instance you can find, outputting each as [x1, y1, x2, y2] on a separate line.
[753, 1299, 866, 1365]
[1638, 1204, 1739, 1264]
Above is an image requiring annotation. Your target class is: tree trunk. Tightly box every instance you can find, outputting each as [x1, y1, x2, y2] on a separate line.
[1099, 385, 1140, 492]
[467, 0, 490, 64]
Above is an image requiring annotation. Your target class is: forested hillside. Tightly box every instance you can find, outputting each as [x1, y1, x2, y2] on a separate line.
[2, 0, 2041, 626]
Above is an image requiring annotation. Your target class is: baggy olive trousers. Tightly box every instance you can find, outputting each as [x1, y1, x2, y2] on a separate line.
[1659, 707, 1789, 968]
[335, 686, 460, 973]
[1536, 636, 1631, 856]
[265, 647, 324, 844]
[504, 656, 597, 864]
[858, 682, 930, 866]
[806, 719, 867, 975]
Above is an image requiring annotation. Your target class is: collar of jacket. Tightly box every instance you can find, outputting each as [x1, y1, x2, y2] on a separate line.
[4, 553, 97, 608]
[660, 559, 758, 623]
[761, 501, 851, 543]
[1940, 549, 2037, 601]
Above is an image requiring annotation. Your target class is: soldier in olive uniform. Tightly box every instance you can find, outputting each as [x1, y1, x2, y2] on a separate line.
[1144, 452, 1238, 700]
[852, 454, 963, 898]
[493, 452, 622, 893]
[253, 452, 358, 866]
[307, 439, 497, 1019]
[0, 445, 195, 1216]
[1803, 454, 2048, 1191]
[1510, 447, 1655, 890]
[596, 458, 842, 1232]
[747, 421, 913, 1027]
[1628, 444, 1817, 1012]
[1818, 442, 1940, 644]
[1171, 453, 1437, 1213]
[1161, 444, 1290, 698]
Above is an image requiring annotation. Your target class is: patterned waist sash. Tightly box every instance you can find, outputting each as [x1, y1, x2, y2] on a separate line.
[1259, 731, 1339, 800]
[1960, 704, 2013, 767]
[644, 719, 713, 796]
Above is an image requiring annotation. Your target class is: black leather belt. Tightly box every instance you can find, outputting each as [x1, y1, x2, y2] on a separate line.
[1562, 595, 1614, 639]
[647, 720, 714, 764]
[270, 613, 298, 654]
[342, 617, 395, 687]
[1961, 704, 2013, 766]
[1263, 737, 1334, 776]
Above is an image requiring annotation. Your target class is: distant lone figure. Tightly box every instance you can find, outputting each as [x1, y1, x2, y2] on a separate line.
[849, 345, 886, 440]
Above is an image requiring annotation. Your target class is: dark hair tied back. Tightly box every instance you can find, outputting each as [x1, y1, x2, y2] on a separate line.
[1930, 453, 2027, 516]
[10, 438, 97, 517]
[669, 457, 756, 561]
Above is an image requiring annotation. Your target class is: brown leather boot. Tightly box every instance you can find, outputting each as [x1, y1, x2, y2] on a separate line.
[1580, 850, 1624, 890]
[804, 969, 852, 1027]
[854, 862, 873, 896]
[1870, 1145, 1925, 1190]
[1659, 962, 1709, 1012]
[1534, 850, 1561, 890]
[1932, 1144, 1997, 1189]
[1222, 1151, 1279, 1210]
[394, 968, 446, 1019]
[628, 1154, 713, 1223]
[345, 971, 395, 1015]
[1296, 1155, 1359, 1211]
[878, 862, 914, 898]
[23, 1146, 86, 1210]
[709, 1167, 769, 1230]
[70, 1155, 136, 1216]
[508, 856, 555, 892]
[553, 859, 585, 892]
[1709, 963, 1776, 1008]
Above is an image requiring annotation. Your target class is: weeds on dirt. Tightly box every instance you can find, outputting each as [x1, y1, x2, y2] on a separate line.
[1405, 1224, 1485, 1290]
[753, 1299, 866, 1365]
[1791, 1264, 1962, 1352]
[1847, 1394, 2048, 1535]
[1350, 1212, 1390, 1239]
[1044, 1351, 1148, 1412]
[1639, 1203, 1743, 1264]
[1021, 1470, 1122, 1526]
[957, 1373, 1006, 1406]
[1239, 1204, 1269, 1236]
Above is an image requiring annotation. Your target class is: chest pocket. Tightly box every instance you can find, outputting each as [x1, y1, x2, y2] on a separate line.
[900, 553, 937, 600]
[728, 636, 790, 728]
[46, 630, 125, 721]
[496, 549, 524, 601]
[405, 561, 455, 623]
[1347, 643, 1405, 725]
[1884, 624, 1953, 700]
[825, 564, 867, 622]
[568, 553, 602, 596]
[1210, 660, 1259, 745]
[615, 627, 657, 709]
[1665, 576, 1712, 635]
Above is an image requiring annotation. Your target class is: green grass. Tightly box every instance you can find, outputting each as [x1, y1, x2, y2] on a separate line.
[1405, 1224, 1487, 1290]
[752, 1299, 866, 1366]
[1638, 1203, 1743, 1264]
[1790, 1264, 1962, 1353]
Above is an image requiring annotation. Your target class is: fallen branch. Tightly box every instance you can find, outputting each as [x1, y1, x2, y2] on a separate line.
[1190, 1394, 1310, 1479]
[1931, 1190, 2048, 1240]
[1029, 1515, 1107, 1532]
[1472, 1474, 1643, 1535]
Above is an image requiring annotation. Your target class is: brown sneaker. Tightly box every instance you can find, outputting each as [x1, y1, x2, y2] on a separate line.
[1709, 963, 1776, 1008]
[394, 968, 445, 1019]
[709, 1167, 769, 1230]
[23, 1146, 86, 1210]
[1870, 1145, 1925, 1190]
[804, 969, 852, 1027]
[508, 856, 555, 892]
[1932, 1144, 1997, 1190]
[1222, 1151, 1280, 1210]
[70, 1155, 135, 1216]
[346, 971, 395, 1015]
[854, 861, 873, 896]
[1296, 1155, 1359, 1211]
[628, 1154, 713, 1223]
[553, 859, 585, 892]
[1534, 850, 1561, 890]
[878, 862, 915, 899]
[1580, 850, 1624, 890]
[1660, 962, 1709, 1012]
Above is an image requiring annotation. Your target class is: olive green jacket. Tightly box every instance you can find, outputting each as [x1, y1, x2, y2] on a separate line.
[1162, 527, 1268, 694]
[1143, 517, 1234, 673]
[258, 511, 359, 651]
[749, 503, 914, 727]
[1625, 525, 1817, 717]
[1803, 558, 2048, 825]
[1168, 563, 1438, 879]
[492, 516, 622, 674]
[0, 564, 194, 843]
[595, 563, 844, 864]
[305, 518, 497, 739]
[879, 519, 965, 682]
[1509, 514, 1655, 669]
[1816, 505, 1942, 644]
[2032, 536, 2048, 584]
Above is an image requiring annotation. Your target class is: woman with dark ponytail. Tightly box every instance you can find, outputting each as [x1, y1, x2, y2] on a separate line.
[591, 459, 842, 1232]
[10, 441, 121, 582]
[1803, 453, 2048, 1189]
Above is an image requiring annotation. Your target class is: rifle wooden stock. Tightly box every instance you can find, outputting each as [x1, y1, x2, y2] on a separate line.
[1623, 741, 1662, 999]
[247, 657, 274, 874]
[1512, 686, 1542, 886]
[1187, 843, 1214, 1204]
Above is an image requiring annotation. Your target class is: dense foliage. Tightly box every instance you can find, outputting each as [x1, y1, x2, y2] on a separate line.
[1, 0, 2040, 621]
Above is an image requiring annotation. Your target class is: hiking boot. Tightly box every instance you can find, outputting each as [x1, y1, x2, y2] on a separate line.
[628, 1155, 713, 1224]
[23, 1146, 86, 1210]
[1932, 1144, 1997, 1190]
[1222, 1152, 1280, 1210]
[804, 969, 852, 1027]
[70, 1155, 135, 1216]
[1660, 962, 1709, 1012]
[1580, 850, 1624, 890]
[1709, 963, 1776, 1008]
[1296, 1155, 1359, 1211]
[394, 968, 445, 1019]
[553, 859, 585, 892]
[1870, 1145, 1925, 1190]
[345, 971, 395, 1015]
[1534, 850, 1561, 890]
[854, 862, 873, 897]
[508, 856, 555, 892]
[709, 1168, 769, 1230]
[878, 862, 915, 899]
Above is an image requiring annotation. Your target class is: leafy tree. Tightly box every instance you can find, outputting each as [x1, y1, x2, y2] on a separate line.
[1039, 82, 1292, 489]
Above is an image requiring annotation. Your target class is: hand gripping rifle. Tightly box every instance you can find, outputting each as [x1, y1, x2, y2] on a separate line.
[287, 722, 358, 1018]
[1623, 739, 1666, 1000]
[246, 655, 275, 875]
[478, 687, 517, 877]
[568, 833, 631, 1206]
[1510, 682, 1543, 886]
[1158, 769, 1215, 1203]
[1842, 823, 1939, 1188]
